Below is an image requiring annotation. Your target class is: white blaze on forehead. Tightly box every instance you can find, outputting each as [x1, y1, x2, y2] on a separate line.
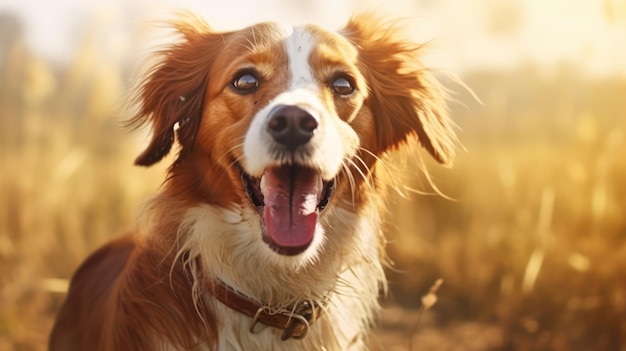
[284, 26, 316, 89]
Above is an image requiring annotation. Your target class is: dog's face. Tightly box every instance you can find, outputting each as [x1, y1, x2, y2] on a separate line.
[132, 15, 457, 264]
[200, 23, 369, 257]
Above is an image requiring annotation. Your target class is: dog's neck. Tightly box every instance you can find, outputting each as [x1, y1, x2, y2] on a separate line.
[210, 279, 326, 340]
[145, 196, 387, 348]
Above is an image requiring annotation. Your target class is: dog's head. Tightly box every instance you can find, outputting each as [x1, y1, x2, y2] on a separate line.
[131, 14, 457, 263]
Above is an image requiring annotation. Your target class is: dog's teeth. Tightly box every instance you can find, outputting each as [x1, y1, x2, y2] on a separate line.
[260, 175, 266, 194]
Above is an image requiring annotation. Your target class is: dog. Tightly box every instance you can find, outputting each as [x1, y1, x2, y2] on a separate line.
[49, 13, 457, 351]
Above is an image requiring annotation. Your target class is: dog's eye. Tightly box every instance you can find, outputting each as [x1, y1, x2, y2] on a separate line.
[331, 77, 355, 96]
[233, 72, 259, 92]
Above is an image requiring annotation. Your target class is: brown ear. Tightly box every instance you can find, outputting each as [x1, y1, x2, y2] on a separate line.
[342, 15, 458, 166]
[129, 16, 225, 166]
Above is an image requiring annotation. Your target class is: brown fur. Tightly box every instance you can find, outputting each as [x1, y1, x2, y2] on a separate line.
[49, 13, 457, 351]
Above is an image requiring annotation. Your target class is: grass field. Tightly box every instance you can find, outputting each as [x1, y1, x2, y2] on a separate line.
[1, 28, 625, 350]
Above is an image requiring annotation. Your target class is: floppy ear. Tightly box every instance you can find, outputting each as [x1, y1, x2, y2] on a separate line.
[130, 17, 225, 166]
[342, 15, 458, 166]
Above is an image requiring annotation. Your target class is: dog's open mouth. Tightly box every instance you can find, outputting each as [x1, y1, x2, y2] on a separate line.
[239, 164, 335, 256]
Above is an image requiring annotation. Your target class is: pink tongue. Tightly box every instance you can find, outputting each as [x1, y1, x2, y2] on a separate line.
[263, 166, 320, 248]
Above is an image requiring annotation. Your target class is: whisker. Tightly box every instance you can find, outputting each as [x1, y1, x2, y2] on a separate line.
[357, 147, 389, 171]
[357, 145, 456, 200]
[340, 162, 357, 206]
[346, 157, 373, 192]
[216, 139, 246, 168]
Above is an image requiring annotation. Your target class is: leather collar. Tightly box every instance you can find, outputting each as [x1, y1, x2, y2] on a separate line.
[211, 280, 324, 340]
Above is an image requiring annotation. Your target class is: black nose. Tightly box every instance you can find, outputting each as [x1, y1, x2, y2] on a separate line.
[267, 105, 319, 150]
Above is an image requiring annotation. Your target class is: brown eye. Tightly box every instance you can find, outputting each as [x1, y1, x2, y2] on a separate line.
[233, 72, 259, 93]
[331, 76, 355, 95]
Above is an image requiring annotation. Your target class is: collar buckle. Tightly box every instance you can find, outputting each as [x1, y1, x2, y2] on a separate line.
[248, 301, 315, 340]
[212, 280, 323, 341]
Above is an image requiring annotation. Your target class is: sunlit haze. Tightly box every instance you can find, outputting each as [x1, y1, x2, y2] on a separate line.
[3, 0, 625, 77]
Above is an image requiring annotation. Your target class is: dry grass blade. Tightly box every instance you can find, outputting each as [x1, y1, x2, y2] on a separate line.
[409, 278, 444, 351]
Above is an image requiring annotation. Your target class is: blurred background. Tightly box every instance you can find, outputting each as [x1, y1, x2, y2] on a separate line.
[1, 0, 625, 350]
